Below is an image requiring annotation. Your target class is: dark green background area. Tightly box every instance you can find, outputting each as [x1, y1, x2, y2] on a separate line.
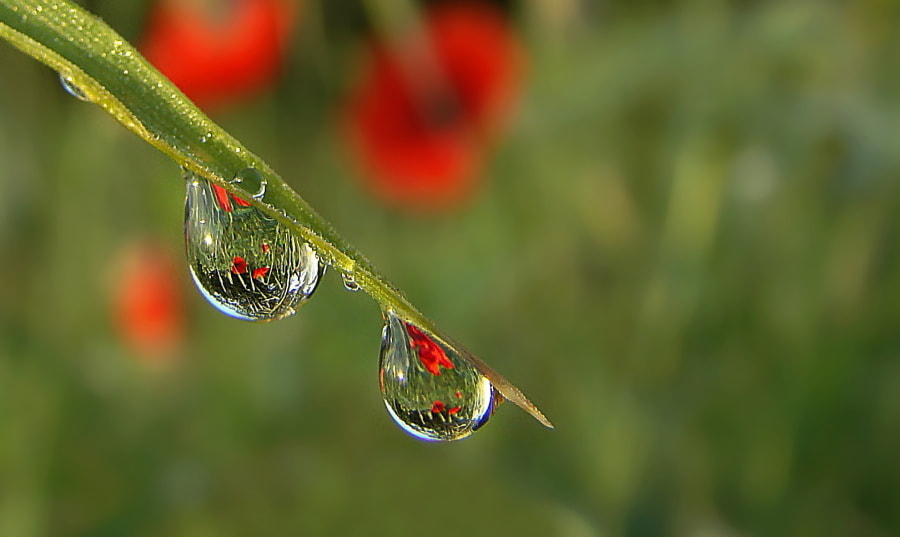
[2, 1, 900, 535]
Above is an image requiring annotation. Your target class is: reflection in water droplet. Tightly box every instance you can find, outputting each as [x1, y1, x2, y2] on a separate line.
[342, 272, 360, 292]
[231, 167, 267, 200]
[59, 73, 90, 101]
[379, 311, 498, 441]
[184, 169, 324, 321]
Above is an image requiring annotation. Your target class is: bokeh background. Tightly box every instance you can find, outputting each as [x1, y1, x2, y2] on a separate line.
[2, 0, 900, 535]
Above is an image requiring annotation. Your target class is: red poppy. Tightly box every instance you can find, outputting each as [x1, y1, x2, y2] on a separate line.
[112, 243, 184, 365]
[140, 0, 296, 110]
[344, 2, 524, 210]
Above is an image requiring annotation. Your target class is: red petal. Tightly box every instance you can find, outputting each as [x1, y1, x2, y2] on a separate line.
[211, 183, 233, 212]
[252, 266, 270, 279]
[405, 323, 454, 376]
[232, 195, 252, 207]
[431, 401, 446, 413]
[231, 256, 248, 274]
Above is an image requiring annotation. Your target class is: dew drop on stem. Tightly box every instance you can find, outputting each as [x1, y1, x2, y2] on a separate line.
[183, 169, 324, 321]
[342, 272, 360, 292]
[379, 310, 499, 441]
[231, 167, 267, 200]
[59, 73, 90, 101]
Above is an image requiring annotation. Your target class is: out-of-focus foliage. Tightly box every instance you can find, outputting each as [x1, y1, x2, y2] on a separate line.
[1, 0, 900, 536]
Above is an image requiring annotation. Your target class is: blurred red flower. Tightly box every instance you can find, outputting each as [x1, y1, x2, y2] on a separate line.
[112, 243, 184, 365]
[140, 0, 296, 110]
[344, 2, 524, 211]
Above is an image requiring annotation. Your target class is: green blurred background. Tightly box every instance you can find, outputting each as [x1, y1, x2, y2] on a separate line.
[2, 0, 900, 535]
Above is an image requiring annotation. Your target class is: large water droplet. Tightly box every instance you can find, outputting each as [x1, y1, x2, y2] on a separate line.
[59, 73, 89, 101]
[184, 170, 324, 321]
[379, 311, 499, 441]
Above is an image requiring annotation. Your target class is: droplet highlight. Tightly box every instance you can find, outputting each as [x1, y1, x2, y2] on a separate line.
[59, 73, 89, 101]
[184, 170, 324, 321]
[379, 311, 498, 441]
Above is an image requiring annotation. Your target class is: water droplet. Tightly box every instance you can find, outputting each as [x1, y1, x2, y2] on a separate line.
[379, 311, 499, 441]
[59, 73, 89, 101]
[184, 170, 324, 321]
[342, 272, 360, 292]
[231, 167, 267, 200]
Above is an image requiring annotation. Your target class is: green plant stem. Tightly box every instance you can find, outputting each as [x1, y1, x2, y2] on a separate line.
[0, 0, 552, 428]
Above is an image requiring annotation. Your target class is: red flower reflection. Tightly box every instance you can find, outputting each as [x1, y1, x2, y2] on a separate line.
[406, 323, 454, 376]
[211, 183, 252, 212]
[112, 244, 184, 364]
[345, 3, 524, 210]
[231, 256, 249, 274]
[140, 0, 295, 110]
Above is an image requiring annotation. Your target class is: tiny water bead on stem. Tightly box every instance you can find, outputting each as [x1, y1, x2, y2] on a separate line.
[0, 0, 552, 441]
[341, 272, 361, 292]
[58, 72, 89, 101]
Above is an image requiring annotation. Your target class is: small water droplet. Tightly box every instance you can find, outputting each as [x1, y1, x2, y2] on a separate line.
[184, 170, 324, 321]
[231, 167, 267, 200]
[379, 311, 498, 441]
[342, 272, 360, 292]
[59, 73, 89, 101]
